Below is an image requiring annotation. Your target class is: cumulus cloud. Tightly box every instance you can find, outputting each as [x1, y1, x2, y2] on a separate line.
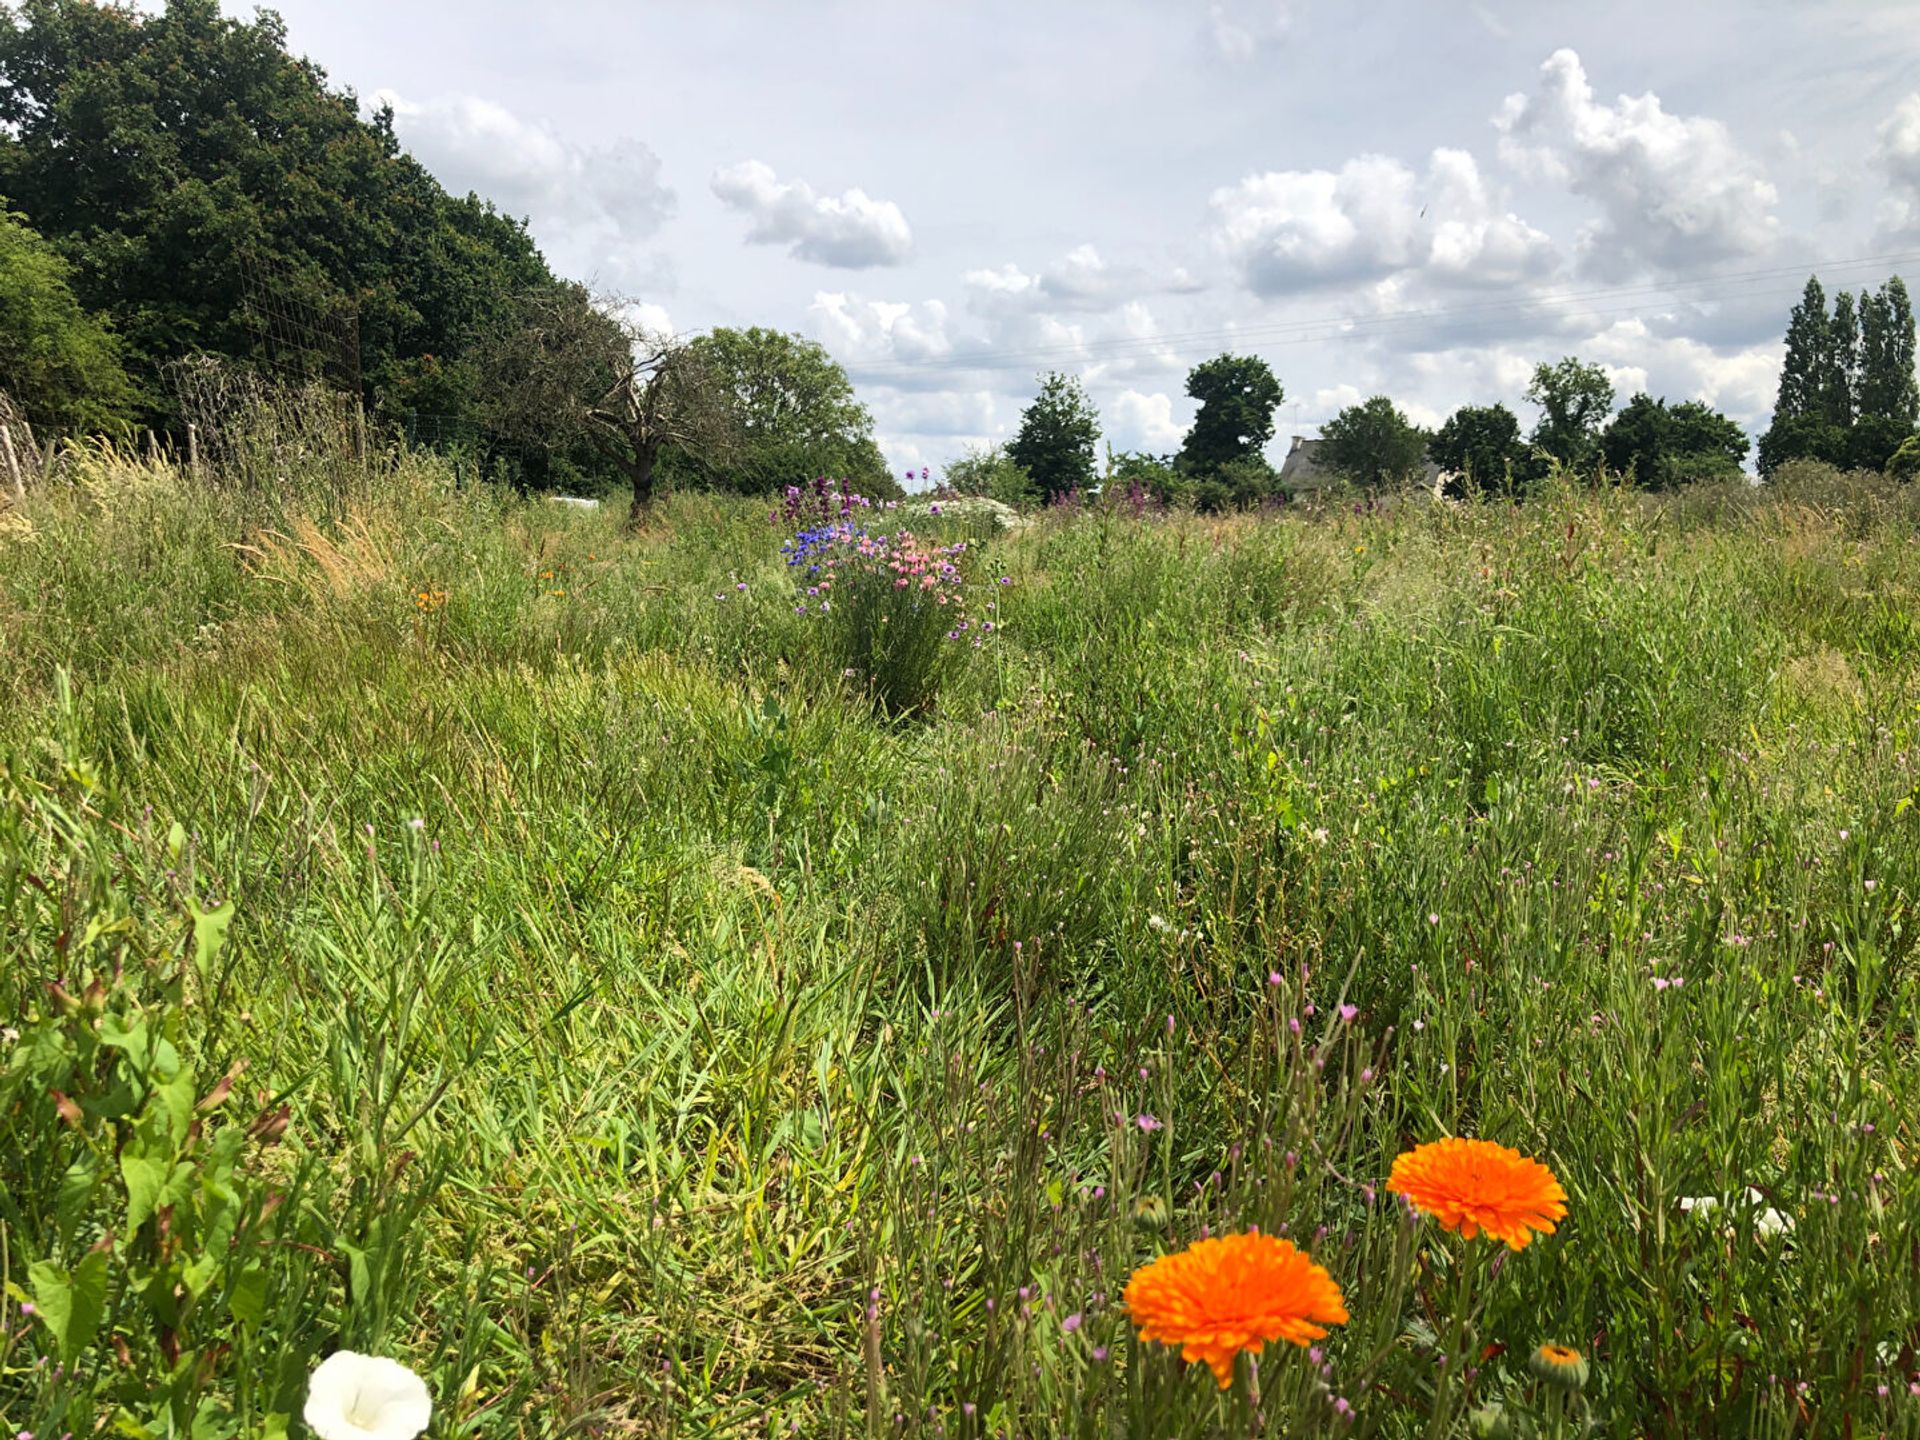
[379, 91, 673, 237]
[1580, 319, 1781, 427]
[1494, 49, 1779, 277]
[963, 244, 1128, 312]
[712, 160, 913, 268]
[1211, 148, 1555, 297]
[1875, 93, 1920, 239]
[1110, 390, 1187, 451]
[808, 292, 954, 376]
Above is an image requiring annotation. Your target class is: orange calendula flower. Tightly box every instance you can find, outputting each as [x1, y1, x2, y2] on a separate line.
[1124, 1232, 1348, 1389]
[1388, 1138, 1568, 1250]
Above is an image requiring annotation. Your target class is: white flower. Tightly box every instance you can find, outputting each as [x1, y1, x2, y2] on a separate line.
[1678, 1190, 1793, 1239]
[304, 1352, 433, 1440]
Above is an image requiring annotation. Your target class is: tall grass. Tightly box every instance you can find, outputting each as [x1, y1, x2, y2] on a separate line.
[2, 456, 1918, 1437]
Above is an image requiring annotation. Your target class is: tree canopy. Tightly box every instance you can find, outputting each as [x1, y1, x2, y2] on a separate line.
[1007, 372, 1100, 503]
[1319, 396, 1429, 492]
[1428, 403, 1530, 497]
[1176, 354, 1283, 477]
[1525, 357, 1615, 472]
[0, 206, 136, 433]
[1601, 394, 1748, 491]
[665, 327, 896, 497]
[0, 0, 557, 434]
[1763, 274, 1917, 475]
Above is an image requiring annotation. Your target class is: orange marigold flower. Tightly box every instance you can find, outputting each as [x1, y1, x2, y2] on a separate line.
[1388, 1138, 1568, 1250]
[1124, 1231, 1348, 1389]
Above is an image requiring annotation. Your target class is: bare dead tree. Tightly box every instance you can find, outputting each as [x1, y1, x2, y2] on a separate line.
[482, 285, 735, 524]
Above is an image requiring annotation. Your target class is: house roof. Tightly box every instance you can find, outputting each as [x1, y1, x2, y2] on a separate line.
[1278, 435, 1447, 495]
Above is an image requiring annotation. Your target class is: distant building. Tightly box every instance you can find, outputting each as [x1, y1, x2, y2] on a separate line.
[1279, 435, 1450, 498]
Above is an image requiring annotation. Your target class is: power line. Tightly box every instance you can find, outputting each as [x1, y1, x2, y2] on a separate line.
[848, 248, 1920, 381]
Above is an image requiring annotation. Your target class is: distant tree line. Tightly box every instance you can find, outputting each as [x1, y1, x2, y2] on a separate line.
[962, 273, 1916, 508]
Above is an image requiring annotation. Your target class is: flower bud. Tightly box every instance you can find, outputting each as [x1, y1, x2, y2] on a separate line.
[1529, 1341, 1589, 1392]
[1131, 1195, 1169, 1233]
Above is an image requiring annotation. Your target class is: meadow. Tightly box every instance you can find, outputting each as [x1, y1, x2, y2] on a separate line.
[2, 446, 1918, 1438]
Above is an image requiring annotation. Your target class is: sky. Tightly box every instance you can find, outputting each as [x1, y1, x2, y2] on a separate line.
[227, 0, 1920, 478]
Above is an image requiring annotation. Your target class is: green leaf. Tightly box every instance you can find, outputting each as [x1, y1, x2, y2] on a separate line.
[122, 1151, 166, 1235]
[228, 1263, 269, 1329]
[189, 897, 236, 981]
[29, 1249, 109, 1364]
[56, 1160, 98, 1243]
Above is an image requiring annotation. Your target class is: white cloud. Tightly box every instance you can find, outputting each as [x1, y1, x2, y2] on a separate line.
[1494, 49, 1779, 278]
[1110, 390, 1187, 451]
[1581, 319, 1781, 427]
[712, 160, 913, 268]
[1207, 0, 1298, 60]
[378, 91, 673, 238]
[1211, 148, 1555, 296]
[808, 292, 954, 373]
[1875, 93, 1920, 239]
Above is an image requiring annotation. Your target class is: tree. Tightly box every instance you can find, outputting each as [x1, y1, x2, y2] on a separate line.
[943, 445, 1037, 507]
[1774, 276, 1829, 423]
[480, 286, 735, 523]
[0, 0, 555, 438]
[1820, 290, 1859, 428]
[664, 327, 895, 496]
[1428, 403, 1530, 497]
[1757, 412, 1848, 475]
[1006, 372, 1099, 503]
[1525, 357, 1614, 471]
[1176, 353, 1283, 476]
[1600, 394, 1749, 490]
[1318, 396, 1429, 492]
[1858, 277, 1918, 427]
[0, 207, 136, 432]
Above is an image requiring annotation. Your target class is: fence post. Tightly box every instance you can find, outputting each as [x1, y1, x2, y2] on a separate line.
[187, 422, 201, 483]
[1, 424, 21, 503]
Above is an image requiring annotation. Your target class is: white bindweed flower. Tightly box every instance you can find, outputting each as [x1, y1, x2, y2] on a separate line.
[304, 1351, 433, 1440]
[1679, 1190, 1793, 1239]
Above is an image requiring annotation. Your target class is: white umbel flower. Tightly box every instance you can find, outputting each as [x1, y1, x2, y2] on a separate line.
[304, 1351, 433, 1440]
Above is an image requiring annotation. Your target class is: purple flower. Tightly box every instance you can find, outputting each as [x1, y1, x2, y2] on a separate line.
[1062, 1313, 1082, 1334]
[1339, 1003, 1358, 1022]
[1135, 1113, 1163, 1132]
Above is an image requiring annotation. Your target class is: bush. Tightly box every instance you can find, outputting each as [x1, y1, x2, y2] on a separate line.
[776, 495, 998, 716]
[1890, 433, 1920, 482]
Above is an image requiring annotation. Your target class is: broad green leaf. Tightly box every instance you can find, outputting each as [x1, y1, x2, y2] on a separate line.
[189, 898, 237, 981]
[29, 1249, 109, 1364]
[228, 1262, 269, 1329]
[122, 1151, 166, 1235]
[56, 1160, 98, 1242]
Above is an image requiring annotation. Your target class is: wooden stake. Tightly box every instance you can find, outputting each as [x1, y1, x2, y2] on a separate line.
[1, 424, 22, 503]
[188, 422, 201, 482]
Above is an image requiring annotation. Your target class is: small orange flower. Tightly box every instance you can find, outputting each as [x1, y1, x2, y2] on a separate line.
[1124, 1231, 1348, 1389]
[1388, 1138, 1568, 1250]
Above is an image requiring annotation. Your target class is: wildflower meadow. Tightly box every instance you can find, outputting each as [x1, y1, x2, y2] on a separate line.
[3, 452, 1920, 1437]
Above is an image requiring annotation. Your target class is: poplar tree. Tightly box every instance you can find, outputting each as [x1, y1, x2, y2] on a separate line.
[1822, 290, 1858, 427]
[1773, 276, 1829, 422]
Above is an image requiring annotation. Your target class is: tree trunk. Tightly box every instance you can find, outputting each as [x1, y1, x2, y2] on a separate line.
[625, 441, 658, 527]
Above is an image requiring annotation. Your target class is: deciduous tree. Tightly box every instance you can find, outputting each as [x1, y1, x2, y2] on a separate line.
[1319, 395, 1429, 492]
[1176, 354, 1283, 477]
[1007, 372, 1099, 503]
[1525, 357, 1614, 472]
